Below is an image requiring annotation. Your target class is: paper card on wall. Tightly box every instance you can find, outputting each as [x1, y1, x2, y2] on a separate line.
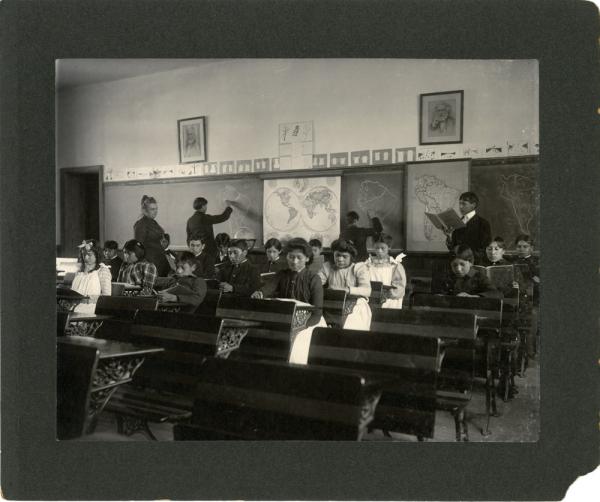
[395, 147, 416, 163]
[461, 144, 483, 158]
[415, 147, 437, 161]
[177, 163, 194, 176]
[271, 158, 280, 170]
[280, 156, 292, 170]
[531, 140, 539, 154]
[483, 144, 505, 157]
[194, 164, 206, 176]
[126, 168, 137, 179]
[103, 169, 113, 182]
[279, 121, 314, 144]
[302, 154, 313, 169]
[136, 167, 151, 179]
[330, 152, 348, 167]
[110, 168, 126, 181]
[313, 154, 327, 168]
[351, 150, 370, 166]
[253, 158, 270, 172]
[438, 148, 458, 159]
[220, 161, 235, 174]
[236, 160, 252, 173]
[372, 149, 392, 164]
[507, 140, 529, 155]
[204, 162, 218, 175]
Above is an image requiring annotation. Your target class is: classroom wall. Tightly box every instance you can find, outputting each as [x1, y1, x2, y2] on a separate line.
[56, 59, 539, 243]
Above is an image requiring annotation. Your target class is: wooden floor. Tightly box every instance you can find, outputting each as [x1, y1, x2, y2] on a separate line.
[78, 359, 540, 442]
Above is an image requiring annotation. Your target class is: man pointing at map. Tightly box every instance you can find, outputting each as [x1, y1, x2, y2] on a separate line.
[186, 197, 234, 259]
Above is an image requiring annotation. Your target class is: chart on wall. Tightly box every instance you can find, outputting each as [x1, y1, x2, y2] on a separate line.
[263, 176, 341, 246]
[341, 170, 404, 249]
[405, 160, 470, 252]
[470, 161, 539, 247]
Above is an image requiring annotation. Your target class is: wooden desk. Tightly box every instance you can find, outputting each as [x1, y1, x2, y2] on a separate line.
[57, 336, 163, 439]
[57, 287, 88, 312]
[157, 301, 189, 313]
[66, 313, 113, 337]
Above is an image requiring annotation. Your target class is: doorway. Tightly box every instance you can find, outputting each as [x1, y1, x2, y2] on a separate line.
[60, 165, 104, 257]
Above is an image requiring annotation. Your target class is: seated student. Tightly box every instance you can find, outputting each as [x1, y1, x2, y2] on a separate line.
[154, 251, 207, 312]
[160, 233, 178, 275]
[340, 210, 383, 262]
[216, 239, 261, 296]
[308, 238, 325, 273]
[116, 239, 158, 296]
[365, 236, 407, 309]
[251, 237, 327, 364]
[214, 232, 231, 265]
[71, 240, 112, 313]
[318, 238, 372, 330]
[260, 237, 287, 274]
[102, 240, 123, 282]
[481, 236, 511, 266]
[512, 234, 540, 284]
[188, 233, 216, 279]
[436, 244, 501, 298]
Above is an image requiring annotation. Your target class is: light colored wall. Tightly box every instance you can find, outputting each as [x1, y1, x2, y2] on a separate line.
[56, 58, 538, 243]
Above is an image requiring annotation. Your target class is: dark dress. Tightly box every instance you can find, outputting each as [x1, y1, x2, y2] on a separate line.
[446, 214, 491, 260]
[186, 207, 233, 258]
[340, 217, 383, 261]
[216, 259, 261, 297]
[260, 268, 324, 326]
[134, 216, 170, 277]
[259, 256, 288, 274]
[479, 257, 510, 267]
[103, 255, 123, 282]
[436, 267, 501, 298]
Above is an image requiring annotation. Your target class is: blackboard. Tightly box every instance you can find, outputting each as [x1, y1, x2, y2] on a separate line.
[341, 168, 405, 248]
[470, 161, 539, 248]
[104, 177, 263, 247]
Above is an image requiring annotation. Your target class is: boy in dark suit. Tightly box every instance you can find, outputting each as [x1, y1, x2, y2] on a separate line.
[188, 233, 216, 279]
[216, 239, 261, 296]
[444, 191, 491, 263]
[102, 240, 123, 281]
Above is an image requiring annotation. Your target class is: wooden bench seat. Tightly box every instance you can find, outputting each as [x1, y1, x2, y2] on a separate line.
[174, 357, 382, 440]
[307, 327, 442, 440]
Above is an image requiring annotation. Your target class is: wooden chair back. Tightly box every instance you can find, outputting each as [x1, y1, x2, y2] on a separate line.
[174, 357, 380, 440]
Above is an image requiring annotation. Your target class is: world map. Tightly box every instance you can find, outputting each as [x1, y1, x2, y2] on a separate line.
[263, 177, 341, 246]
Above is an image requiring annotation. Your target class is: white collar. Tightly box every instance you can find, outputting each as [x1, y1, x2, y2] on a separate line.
[462, 210, 476, 223]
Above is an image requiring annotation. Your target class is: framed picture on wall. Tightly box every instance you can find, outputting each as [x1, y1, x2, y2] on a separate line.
[178, 116, 207, 163]
[419, 90, 463, 145]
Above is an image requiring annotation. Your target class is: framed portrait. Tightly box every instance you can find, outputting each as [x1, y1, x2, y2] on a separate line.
[178, 116, 207, 163]
[419, 90, 464, 145]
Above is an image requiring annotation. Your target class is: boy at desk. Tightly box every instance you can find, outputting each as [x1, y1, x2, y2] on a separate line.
[216, 239, 261, 296]
[155, 251, 207, 312]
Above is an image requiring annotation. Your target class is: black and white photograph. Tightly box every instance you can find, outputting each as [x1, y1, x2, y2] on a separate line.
[55, 58, 540, 443]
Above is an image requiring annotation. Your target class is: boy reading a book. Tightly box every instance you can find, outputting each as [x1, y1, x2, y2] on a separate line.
[216, 239, 261, 296]
[155, 251, 207, 312]
[482, 236, 510, 266]
[436, 245, 501, 298]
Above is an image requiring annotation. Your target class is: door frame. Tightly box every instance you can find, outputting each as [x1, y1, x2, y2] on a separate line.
[60, 165, 105, 253]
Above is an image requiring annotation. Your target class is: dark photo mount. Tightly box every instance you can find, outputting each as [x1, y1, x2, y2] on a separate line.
[1, 0, 599, 500]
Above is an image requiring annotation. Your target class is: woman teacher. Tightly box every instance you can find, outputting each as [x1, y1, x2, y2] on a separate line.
[133, 195, 171, 277]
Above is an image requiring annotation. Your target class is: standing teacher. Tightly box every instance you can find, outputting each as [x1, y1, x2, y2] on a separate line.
[133, 195, 171, 277]
[186, 197, 234, 260]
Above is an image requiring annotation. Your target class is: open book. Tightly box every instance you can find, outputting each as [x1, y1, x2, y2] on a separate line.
[260, 272, 277, 278]
[425, 208, 466, 230]
[161, 284, 198, 297]
[473, 265, 515, 292]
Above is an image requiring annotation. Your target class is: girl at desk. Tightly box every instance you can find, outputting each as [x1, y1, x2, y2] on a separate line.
[318, 238, 372, 330]
[154, 251, 207, 312]
[438, 244, 501, 298]
[251, 238, 326, 364]
[71, 240, 112, 313]
[364, 236, 406, 309]
[117, 239, 158, 296]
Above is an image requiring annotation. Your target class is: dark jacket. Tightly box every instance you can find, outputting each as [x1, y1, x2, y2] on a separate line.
[193, 251, 216, 279]
[134, 216, 170, 277]
[436, 267, 501, 298]
[479, 257, 510, 267]
[260, 268, 324, 327]
[446, 214, 491, 258]
[186, 207, 233, 257]
[154, 274, 207, 312]
[103, 255, 123, 282]
[216, 259, 261, 297]
[260, 256, 288, 274]
[340, 217, 383, 262]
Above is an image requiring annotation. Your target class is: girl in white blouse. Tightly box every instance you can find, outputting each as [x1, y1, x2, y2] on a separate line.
[71, 240, 112, 314]
[365, 237, 407, 309]
[318, 238, 372, 330]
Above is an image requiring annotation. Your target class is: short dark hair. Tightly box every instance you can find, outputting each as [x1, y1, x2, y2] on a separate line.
[346, 211, 359, 222]
[229, 239, 249, 251]
[331, 238, 357, 258]
[308, 238, 322, 248]
[515, 233, 534, 246]
[187, 232, 204, 245]
[284, 237, 313, 260]
[459, 191, 479, 207]
[486, 236, 506, 249]
[177, 251, 197, 266]
[193, 197, 208, 210]
[264, 237, 283, 251]
[451, 244, 474, 263]
[123, 239, 146, 260]
[103, 240, 119, 250]
[215, 233, 230, 247]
